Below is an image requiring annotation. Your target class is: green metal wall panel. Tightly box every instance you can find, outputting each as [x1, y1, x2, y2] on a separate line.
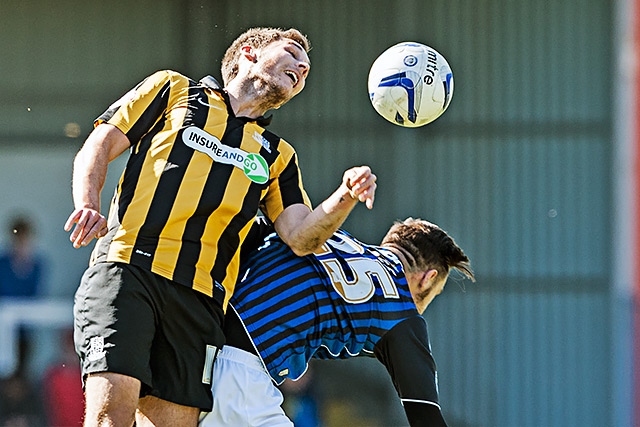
[0, 0, 195, 140]
[215, 1, 616, 425]
[0, 0, 618, 425]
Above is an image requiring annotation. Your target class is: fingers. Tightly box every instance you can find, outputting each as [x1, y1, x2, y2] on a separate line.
[64, 209, 108, 248]
[344, 166, 377, 210]
[63, 210, 82, 232]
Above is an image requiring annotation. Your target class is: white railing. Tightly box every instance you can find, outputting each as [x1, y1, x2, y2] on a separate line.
[0, 298, 73, 377]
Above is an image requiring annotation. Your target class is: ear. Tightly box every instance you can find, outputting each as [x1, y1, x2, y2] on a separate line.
[241, 45, 257, 63]
[421, 269, 438, 291]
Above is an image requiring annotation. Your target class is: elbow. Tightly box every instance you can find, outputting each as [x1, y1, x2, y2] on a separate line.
[290, 246, 314, 257]
[284, 237, 323, 257]
[287, 243, 316, 257]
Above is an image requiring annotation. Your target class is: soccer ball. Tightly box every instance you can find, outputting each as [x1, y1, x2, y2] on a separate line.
[368, 42, 454, 128]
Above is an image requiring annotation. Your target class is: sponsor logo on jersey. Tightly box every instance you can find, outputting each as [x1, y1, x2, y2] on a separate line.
[182, 126, 270, 184]
[252, 131, 272, 153]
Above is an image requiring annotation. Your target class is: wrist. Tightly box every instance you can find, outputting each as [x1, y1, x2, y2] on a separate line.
[338, 185, 359, 204]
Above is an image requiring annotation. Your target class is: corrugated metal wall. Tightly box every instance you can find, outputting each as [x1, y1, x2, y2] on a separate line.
[219, 1, 615, 426]
[0, 1, 616, 426]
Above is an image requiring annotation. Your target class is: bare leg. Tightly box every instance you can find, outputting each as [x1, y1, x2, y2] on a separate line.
[84, 372, 140, 427]
[136, 395, 200, 427]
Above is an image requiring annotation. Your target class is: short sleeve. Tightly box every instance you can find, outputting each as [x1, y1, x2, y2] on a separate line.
[95, 70, 177, 144]
[259, 150, 312, 222]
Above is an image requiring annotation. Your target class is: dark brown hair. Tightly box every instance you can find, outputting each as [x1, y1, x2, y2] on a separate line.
[381, 218, 475, 281]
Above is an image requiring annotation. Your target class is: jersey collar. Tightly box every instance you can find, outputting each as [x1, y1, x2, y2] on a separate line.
[199, 75, 273, 127]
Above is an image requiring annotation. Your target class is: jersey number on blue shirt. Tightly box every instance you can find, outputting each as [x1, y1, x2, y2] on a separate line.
[315, 233, 400, 304]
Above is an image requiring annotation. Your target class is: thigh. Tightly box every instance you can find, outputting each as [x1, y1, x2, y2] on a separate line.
[201, 346, 293, 427]
[75, 262, 225, 411]
[137, 395, 200, 427]
[148, 278, 225, 411]
[84, 372, 140, 427]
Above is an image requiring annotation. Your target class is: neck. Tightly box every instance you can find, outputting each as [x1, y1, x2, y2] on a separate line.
[225, 79, 273, 119]
[384, 244, 427, 314]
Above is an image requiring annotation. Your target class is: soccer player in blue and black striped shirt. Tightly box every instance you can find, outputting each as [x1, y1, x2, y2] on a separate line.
[201, 217, 474, 427]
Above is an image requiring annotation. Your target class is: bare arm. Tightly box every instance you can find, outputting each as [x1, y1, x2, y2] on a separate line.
[63, 124, 131, 248]
[274, 165, 376, 256]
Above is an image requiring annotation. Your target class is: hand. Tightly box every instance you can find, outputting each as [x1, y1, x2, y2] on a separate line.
[64, 208, 108, 249]
[343, 166, 377, 209]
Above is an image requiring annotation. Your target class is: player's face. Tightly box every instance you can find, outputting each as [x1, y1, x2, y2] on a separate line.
[250, 39, 310, 108]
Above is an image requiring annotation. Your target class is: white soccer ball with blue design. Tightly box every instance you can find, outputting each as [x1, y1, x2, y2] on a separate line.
[368, 42, 454, 128]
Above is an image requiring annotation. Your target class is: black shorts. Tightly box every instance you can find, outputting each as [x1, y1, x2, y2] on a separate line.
[73, 262, 225, 411]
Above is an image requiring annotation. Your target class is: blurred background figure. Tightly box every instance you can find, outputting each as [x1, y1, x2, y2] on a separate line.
[43, 328, 84, 427]
[0, 214, 48, 426]
[0, 215, 45, 299]
[0, 331, 46, 426]
[0, 372, 45, 427]
[280, 364, 321, 427]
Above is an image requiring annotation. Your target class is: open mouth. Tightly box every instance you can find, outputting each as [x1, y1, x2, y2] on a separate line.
[284, 70, 299, 86]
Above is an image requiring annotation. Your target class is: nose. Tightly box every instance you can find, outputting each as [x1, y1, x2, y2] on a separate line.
[298, 61, 310, 79]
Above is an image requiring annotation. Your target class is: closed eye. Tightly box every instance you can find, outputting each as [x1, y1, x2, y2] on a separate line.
[286, 48, 298, 60]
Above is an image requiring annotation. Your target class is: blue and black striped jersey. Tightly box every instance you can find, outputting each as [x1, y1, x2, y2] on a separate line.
[230, 229, 420, 383]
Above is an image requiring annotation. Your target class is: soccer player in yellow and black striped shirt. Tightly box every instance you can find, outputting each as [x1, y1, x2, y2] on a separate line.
[64, 27, 377, 426]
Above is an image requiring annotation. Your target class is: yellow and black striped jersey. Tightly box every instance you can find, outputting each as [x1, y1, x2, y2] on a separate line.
[90, 70, 312, 309]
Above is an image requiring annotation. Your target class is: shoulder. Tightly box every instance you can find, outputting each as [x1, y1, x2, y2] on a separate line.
[155, 69, 190, 81]
[386, 315, 428, 337]
[375, 316, 430, 356]
[141, 70, 193, 91]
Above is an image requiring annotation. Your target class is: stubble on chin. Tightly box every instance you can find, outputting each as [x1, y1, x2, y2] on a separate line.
[260, 80, 291, 111]
[245, 73, 292, 112]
